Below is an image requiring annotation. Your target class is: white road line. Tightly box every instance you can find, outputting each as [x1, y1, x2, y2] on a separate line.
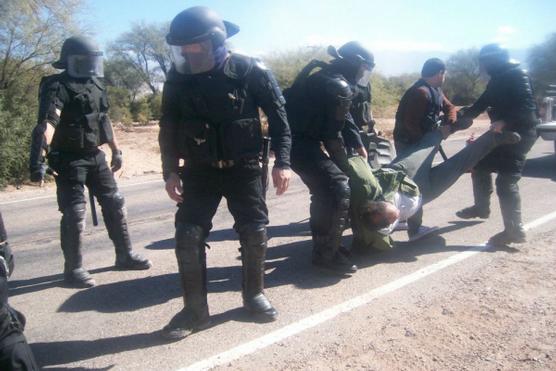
[0, 179, 163, 206]
[179, 211, 556, 371]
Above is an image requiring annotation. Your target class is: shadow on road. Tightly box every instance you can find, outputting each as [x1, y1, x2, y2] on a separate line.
[144, 219, 311, 250]
[9, 267, 114, 297]
[522, 154, 556, 180]
[32, 331, 166, 368]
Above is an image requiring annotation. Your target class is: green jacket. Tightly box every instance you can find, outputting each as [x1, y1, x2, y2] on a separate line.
[347, 156, 419, 250]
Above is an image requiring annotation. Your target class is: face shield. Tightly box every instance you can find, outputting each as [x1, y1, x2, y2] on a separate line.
[171, 39, 216, 75]
[355, 62, 374, 87]
[67, 54, 104, 78]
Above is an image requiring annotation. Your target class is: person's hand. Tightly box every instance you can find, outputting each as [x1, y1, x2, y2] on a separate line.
[165, 172, 183, 203]
[356, 146, 368, 159]
[30, 163, 47, 183]
[111, 150, 123, 172]
[490, 120, 506, 133]
[272, 167, 291, 196]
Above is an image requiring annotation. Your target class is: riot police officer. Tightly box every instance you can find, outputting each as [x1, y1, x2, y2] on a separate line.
[29, 36, 152, 288]
[0, 211, 38, 370]
[455, 44, 539, 245]
[159, 7, 292, 340]
[286, 41, 372, 275]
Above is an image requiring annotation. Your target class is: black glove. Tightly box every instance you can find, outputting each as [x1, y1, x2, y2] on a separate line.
[111, 149, 123, 172]
[29, 162, 47, 183]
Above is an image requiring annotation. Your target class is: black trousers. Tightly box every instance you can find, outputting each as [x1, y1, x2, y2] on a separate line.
[51, 150, 120, 211]
[0, 334, 38, 371]
[291, 139, 350, 240]
[175, 160, 268, 234]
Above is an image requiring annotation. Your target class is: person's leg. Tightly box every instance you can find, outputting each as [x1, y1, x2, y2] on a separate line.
[291, 141, 356, 274]
[90, 151, 151, 270]
[224, 161, 277, 321]
[55, 155, 95, 288]
[162, 166, 221, 340]
[488, 172, 526, 245]
[424, 130, 519, 203]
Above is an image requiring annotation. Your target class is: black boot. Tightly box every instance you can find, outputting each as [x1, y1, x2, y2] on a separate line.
[162, 224, 210, 340]
[455, 206, 490, 219]
[240, 227, 277, 322]
[61, 206, 95, 288]
[103, 206, 152, 270]
[312, 235, 357, 275]
[490, 174, 526, 246]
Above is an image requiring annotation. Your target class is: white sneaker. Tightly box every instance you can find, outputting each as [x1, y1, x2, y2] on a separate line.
[407, 225, 439, 242]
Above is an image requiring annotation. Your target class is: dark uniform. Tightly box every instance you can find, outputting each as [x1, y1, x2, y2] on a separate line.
[350, 83, 374, 132]
[456, 44, 539, 245]
[286, 41, 374, 275]
[0, 212, 38, 371]
[159, 7, 291, 340]
[29, 37, 151, 288]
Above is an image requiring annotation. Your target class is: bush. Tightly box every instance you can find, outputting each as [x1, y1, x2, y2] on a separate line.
[0, 94, 36, 187]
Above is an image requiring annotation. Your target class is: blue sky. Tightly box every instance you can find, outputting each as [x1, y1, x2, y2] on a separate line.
[84, 0, 556, 75]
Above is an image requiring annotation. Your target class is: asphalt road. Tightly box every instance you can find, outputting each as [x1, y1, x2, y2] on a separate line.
[2, 135, 556, 370]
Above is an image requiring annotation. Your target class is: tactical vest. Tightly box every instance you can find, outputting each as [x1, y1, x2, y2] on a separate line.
[394, 79, 443, 144]
[50, 75, 113, 153]
[167, 54, 268, 164]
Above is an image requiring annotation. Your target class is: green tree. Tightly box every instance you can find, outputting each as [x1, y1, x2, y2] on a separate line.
[528, 33, 556, 97]
[108, 22, 171, 96]
[0, 0, 85, 186]
[443, 48, 486, 105]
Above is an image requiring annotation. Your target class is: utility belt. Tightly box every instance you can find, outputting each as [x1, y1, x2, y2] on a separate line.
[185, 157, 259, 170]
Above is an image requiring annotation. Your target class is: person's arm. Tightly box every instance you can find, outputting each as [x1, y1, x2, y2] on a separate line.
[158, 79, 184, 203]
[30, 77, 66, 182]
[341, 114, 366, 158]
[250, 62, 292, 195]
[442, 94, 457, 125]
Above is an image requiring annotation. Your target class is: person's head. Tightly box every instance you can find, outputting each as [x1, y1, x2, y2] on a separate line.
[328, 41, 375, 86]
[359, 200, 400, 231]
[478, 43, 513, 76]
[166, 6, 239, 74]
[421, 58, 446, 88]
[52, 36, 104, 78]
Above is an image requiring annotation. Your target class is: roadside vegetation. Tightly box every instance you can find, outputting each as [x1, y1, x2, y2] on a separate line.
[1, 0, 554, 186]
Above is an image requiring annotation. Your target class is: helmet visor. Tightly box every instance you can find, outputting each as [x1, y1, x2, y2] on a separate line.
[356, 64, 373, 87]
[171, 39, 216, 75]
[67, 54, 104, 78]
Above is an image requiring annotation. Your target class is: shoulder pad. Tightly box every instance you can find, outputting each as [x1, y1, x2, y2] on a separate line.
[324, 75, 353, 100]
[223, 53, 254, 80]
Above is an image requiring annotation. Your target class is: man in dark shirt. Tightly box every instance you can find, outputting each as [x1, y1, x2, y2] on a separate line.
[393, 58, 457, 241]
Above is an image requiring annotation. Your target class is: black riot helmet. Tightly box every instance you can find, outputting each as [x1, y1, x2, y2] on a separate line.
[52, 36, 104, 78]
[479, 43, 515, 75]
[328, 41, 375, 86]
[166, 6, 239, 75]
[166, 6, 239, 46]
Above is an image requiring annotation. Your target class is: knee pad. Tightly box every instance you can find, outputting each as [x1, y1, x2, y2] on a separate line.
[102, 192, 125, 210]
[496, 174, 520, 198]
[175, 223, 205, 251]
[332, 179, 350, 210]
[63, 203, 86, 232]
[239, 225, 267, 246]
